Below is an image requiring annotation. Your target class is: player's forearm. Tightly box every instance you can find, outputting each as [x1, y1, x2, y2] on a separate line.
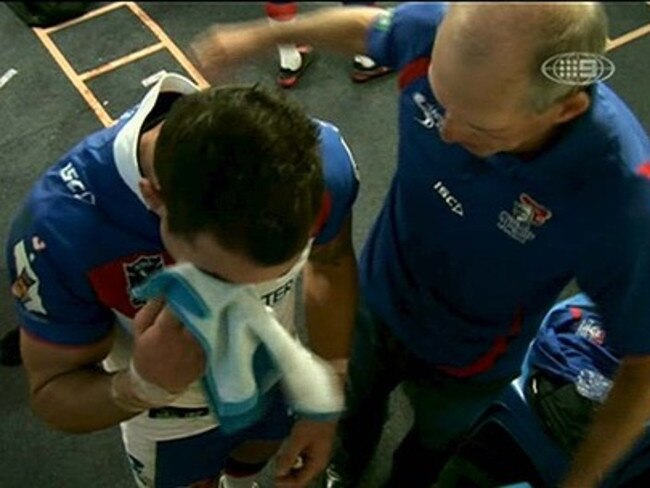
[561, 356, 650, 487]
[30, 368, 136, 433]
[303, 252, 358, 361]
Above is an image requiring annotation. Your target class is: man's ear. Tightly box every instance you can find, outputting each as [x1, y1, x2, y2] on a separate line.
[139, 178, 165, 215]
[552, 90, 591, 125]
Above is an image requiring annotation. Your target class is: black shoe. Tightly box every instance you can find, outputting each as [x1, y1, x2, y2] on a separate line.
[0, 328, 22, 367]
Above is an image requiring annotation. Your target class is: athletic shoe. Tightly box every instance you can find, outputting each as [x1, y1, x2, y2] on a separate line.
[350, 59, 392, 83]
[276, 46, 315, 89]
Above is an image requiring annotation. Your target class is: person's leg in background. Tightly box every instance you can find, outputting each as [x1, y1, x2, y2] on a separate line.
[265, 2, 391, 88]
[265, 2, 314, 88]
[325, 305, 406, 487]
[342, 2, 392, 83]
[386, 375, 512, 488]
[0, 327, 21, 366]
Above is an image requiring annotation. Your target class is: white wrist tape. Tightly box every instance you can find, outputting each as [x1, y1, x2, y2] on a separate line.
[110, 360, 183, 413]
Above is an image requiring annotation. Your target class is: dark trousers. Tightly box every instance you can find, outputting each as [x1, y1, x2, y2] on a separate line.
[330, 305, 512, 487]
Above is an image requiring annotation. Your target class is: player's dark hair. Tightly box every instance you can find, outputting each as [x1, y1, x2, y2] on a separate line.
[154, 85, 324, 266]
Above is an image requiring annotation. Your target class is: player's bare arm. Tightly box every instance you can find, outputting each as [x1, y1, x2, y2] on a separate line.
[22, 299, 205, 433]
[21, 326, 132, 432]
[304, 214, 358, 365]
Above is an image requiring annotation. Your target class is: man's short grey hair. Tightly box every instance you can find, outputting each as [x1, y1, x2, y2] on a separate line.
[529, 3, 608, 112]
[447, 3, 609, 113]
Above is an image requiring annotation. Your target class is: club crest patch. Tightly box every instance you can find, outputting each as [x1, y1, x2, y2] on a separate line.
[497, 193, 552, 244]
[576, 316, 606, 346]
[123, 255, 164, 307]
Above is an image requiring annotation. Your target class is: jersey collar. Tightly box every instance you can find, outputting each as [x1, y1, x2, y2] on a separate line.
[113, 73, 199, 207]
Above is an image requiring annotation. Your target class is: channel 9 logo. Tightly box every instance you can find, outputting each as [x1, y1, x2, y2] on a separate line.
[541, 52, 615, 85]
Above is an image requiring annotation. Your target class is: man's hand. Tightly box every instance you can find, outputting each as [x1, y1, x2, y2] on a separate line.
[275, 418, 338, 488]
[131, 299, 206, 393]
[190, 22, 272, 83]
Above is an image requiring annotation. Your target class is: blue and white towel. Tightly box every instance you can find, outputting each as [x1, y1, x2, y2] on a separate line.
[131, 263, 343, 433]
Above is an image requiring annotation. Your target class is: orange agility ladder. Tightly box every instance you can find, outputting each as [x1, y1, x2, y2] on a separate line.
[32, 2, 209, 127]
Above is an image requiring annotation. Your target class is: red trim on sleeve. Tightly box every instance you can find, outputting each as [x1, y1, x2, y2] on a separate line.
[437, 307, 524, 378]
[265, 2, 298, 21]
[569, 306, 583, 321]
[310, 191, 332, 238]
[398, 57, 431, 90]
[636, 161, 650, 179]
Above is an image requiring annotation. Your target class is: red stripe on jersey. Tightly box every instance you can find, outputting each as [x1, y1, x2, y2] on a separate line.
[311, 191, 333, 238]
[265, 2, 297, 21]
[399, 57, 431, 90]
[437, 307, 524, 378]
[637, 161, 650, 179]
[569, 306, 583, 321]
[87, 252, 174, 318]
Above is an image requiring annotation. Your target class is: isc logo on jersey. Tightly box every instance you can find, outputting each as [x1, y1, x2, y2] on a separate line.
[60, 161, 95, 205]
[433, 180, 464, 217]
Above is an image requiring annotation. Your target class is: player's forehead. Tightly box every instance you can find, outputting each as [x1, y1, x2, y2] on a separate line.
[184, 233, 301, 285]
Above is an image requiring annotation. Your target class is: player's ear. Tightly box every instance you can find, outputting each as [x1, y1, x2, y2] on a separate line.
[139, 178, 165, 215]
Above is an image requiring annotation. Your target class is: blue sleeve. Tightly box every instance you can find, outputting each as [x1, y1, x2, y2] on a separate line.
[6, 186, 115, 346]
[577, 177, 650, 356]
[527, 293, 620, 383]
[312, 120, 359, 246]
[366, 2, 448, 71]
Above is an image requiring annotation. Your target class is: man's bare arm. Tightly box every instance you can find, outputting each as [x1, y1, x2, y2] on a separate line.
[191, 7, 385, 79]
[561, 355, 650, 487]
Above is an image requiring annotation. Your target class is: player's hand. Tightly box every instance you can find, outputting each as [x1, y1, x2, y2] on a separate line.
[131, 298, 205, 393]
[190, 22, 271, 83]
[274, 418, 337, 488]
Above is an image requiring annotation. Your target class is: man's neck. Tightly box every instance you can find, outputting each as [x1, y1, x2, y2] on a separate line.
[512, 124, 564, 161]
[137, 123, 162, 179]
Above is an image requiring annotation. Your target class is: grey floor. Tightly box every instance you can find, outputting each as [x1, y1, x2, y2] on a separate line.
[0, 2, 648, 487]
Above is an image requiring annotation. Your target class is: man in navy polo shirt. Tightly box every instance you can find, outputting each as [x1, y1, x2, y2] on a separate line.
[193, 3, 650, 487]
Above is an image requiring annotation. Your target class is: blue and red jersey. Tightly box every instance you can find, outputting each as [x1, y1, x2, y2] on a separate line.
[6, 73, 359, 347]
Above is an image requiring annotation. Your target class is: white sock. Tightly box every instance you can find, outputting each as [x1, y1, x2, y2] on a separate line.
[219, 473, 259, 488]
[354, 54, 377, 69]
[268, 18, 302, 71]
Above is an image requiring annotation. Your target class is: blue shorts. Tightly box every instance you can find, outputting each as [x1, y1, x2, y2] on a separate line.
[124, 387, 293, 488]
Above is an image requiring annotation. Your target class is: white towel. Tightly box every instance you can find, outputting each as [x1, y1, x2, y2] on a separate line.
[131, 263, 343, 433]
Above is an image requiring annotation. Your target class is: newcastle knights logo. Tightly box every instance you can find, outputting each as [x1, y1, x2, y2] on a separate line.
[124, 255, 164, 307]
[498, 193, 552, 244]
